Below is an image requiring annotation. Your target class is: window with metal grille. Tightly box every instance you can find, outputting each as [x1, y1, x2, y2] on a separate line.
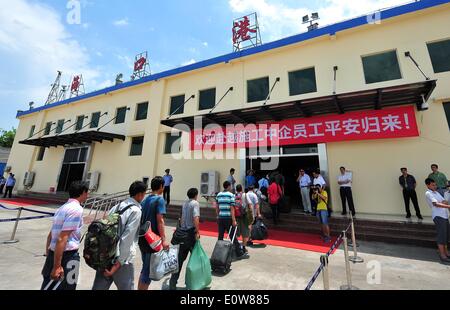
[56, 119, 65, 134]
[362, 50, 402, 84]
[199, 88, 216, 111]
[75, 115, 85, 131]
[170, 95, 185, 115]
[44, 122, 52, 135]
[289, 67, 317, 96]
[136, 102, 149, 120]
[164, 133, 181, 154]
[247, 77, 269, 103]
[90, 112, 101, 128]
[427, 39, 450, 73]
[115, 107, 127, 124]
[130, 136, 144, 156]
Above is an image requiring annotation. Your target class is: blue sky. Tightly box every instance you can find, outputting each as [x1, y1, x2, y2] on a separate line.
[0, 0, 410, 130]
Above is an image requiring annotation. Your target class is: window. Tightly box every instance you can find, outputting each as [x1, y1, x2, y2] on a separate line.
[362, 50, 402, 84]
[90, 112, 101, 128]
[199, 88, 216, 111]
[44, 122, 52, 135]
[29, 125, 35, 138]
[427, 39, 450, 73]
[75, 115, 85, 131]
[63, 147, 88, 163]
[56, 119, 65, 134]
[136, 102, 149, 120]
[115, 107, 127, 124]
[289, 67, 317, 96]
[247, 77, 269, 103]
[444, 102, 450, 131]
[37, 147, 45, 161]
[169, 95, 185, 115]
[130, 136, 144, 156]
[164, 132, 181, 154]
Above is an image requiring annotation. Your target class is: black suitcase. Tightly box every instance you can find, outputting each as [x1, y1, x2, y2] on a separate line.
[210, 226, 237, 274]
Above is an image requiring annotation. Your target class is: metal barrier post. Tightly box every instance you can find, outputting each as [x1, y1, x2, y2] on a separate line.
[348, 215, 364, 264]
[347, 213, 359, 248]
[340, 231, 359, 290]
[3, 207, 23, 244]
[320, 255, 330, 290]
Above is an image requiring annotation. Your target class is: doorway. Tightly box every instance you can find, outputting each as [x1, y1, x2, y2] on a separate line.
[246, 144, 321, 211]
[57, 147, 89, 192]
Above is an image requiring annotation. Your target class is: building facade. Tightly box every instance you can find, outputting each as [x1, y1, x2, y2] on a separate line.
[7, 0, 450, 216]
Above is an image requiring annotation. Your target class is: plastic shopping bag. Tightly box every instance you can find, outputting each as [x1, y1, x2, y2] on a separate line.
[185, 241, 212, 290]
[149, 244, 179, 281]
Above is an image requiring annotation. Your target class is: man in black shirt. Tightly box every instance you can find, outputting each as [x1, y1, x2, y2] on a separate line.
[399, 168, 423, 220]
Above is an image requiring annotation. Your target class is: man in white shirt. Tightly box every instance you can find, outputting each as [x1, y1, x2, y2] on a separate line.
[338, 167, 356, 217]
[297, 169, 312, 214]
[425, 178, 450, 265]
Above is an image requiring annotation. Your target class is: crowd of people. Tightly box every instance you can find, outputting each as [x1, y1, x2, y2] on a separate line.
[41, 177, 201, 290]
[28, 161, 450, 289]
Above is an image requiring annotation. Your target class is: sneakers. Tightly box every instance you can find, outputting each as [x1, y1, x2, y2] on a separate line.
[439, 257, 450, 265]
[238, 252, 250, 260]
[406, 214, 412, 219]
[417, 215, 424, 220]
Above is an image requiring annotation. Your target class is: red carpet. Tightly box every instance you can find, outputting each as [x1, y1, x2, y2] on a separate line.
[199, 221, 339, 254]
[0, 198, 55, 207]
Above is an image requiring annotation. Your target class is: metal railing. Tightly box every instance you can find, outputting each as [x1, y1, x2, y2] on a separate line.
[83, 190, 129, 221]
[305, 213, 364, 291]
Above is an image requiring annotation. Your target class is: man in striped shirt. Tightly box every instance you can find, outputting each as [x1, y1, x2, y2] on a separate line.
[215, 181, 248, 259]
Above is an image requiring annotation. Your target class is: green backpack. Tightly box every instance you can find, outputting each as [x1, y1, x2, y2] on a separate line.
[83, 204, 134, 271]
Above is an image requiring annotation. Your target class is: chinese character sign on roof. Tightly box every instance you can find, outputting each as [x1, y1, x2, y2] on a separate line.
[232, 13, 262, 52]
[131, 51, 151, 80]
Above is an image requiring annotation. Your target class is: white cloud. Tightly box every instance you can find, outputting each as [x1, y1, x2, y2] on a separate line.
[0, 0, 106, 111]
[228, 0, 412, 41]
[115, 54, 134, 70]
[113, 18, 129, 27]
[202, 42, 209, 47]
[181, 59, 196, 66]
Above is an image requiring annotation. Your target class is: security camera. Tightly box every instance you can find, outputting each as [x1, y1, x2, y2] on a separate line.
[420, 94, 429, 111]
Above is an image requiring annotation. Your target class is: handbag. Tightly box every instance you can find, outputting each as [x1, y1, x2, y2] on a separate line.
[149, 244, 179, 281]
[139, 221, 163, 253]
[185, 241, 212, 290]
[171, 204, 196, 248]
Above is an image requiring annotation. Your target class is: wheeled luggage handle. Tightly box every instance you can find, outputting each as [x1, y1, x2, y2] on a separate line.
[43, 278, 64, 290]
[228, 225, 238, 244]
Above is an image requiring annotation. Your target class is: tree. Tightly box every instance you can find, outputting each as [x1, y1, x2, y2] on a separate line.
[0, 128, 16, 148]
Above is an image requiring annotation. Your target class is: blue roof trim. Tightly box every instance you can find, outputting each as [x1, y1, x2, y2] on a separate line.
[17, 0, 450, 118]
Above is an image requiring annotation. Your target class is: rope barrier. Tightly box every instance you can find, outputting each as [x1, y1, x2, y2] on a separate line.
[304, 219, 357, 290]
[305, 263, 324, 291]
[0, 204, 55, 216]
[0, 215, 53, 223]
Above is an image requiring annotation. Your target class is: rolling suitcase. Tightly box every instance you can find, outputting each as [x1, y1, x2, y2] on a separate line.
[210, 226, 237, 274]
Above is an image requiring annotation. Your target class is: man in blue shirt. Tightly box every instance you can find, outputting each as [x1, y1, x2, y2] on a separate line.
[162, 169, 173, 207]
[258, 174, 269, 192]
[245, 170, 256, 190]
[3, 173, 16, 199]
[138, 176, 169, 290]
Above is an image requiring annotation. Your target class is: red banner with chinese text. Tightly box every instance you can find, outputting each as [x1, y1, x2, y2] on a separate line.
[191, 106, 419, 150]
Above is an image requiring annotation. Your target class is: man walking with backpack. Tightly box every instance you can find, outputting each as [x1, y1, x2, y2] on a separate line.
[41, 181, 89, 290]
[92, 181, 147, 290]
[138, 176, 169, 290]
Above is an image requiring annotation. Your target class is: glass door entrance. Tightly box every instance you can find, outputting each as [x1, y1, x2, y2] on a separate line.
[57, 147, 89, 192]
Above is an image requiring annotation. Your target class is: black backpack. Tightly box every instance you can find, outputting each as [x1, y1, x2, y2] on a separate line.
[83, 204, 134, 271]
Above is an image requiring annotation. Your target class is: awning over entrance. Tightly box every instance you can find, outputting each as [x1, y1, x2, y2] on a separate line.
[161, 80, 436, 129]
[19, 131, 126, 148]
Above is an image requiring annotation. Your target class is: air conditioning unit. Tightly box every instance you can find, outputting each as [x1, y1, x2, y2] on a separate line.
[200, 171, 220, 196]
[23, 171, 35, 187]
[86, 171, 101, 192]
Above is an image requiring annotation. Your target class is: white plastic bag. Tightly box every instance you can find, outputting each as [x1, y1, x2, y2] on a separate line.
[149, 244, 179, 281]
